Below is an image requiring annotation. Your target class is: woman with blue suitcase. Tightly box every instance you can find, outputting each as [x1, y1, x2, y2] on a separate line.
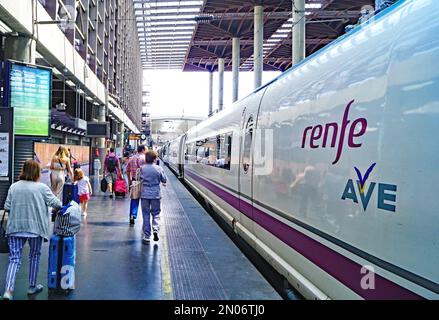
[1, 160, 63, 300]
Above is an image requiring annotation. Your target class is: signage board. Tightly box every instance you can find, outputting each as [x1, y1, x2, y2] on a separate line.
[0, 108, 13, 180]
[87, 122, 110, 137]
[0, 133, 9, 177]
[129, 134, 141, 140]
[6, 61, 52, 137]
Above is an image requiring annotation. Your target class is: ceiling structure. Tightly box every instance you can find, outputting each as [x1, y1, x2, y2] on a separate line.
[135, 0, 375, 72]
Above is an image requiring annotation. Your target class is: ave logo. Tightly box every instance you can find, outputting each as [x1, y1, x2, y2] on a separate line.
[341, 163, 397, 212]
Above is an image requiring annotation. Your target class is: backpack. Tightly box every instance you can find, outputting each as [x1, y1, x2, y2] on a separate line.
[107, 155, 117, 173]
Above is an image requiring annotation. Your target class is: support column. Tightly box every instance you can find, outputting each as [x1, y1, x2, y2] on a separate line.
[232, 37, 240, 103]
[254, 5, 264, 89]
[4, 34, 36, 64]
[218, 58, 224, 112]
[292, 0, 306, 65]
[96, 105, 106, 176]
[208, 70, 213, 116]
[117, 122, 124, 149]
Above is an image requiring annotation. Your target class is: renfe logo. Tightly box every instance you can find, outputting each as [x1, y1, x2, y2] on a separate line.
[301, 100, 367, 165]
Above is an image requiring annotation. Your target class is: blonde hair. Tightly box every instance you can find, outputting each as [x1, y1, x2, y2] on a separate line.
[74, 168, 84, 181]
[55, 146, 69, 159]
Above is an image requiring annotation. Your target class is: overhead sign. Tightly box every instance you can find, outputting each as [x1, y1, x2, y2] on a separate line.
[129, 133, 141, 140]
[87, 122, 110, 137]
[6, 61, 52, 137]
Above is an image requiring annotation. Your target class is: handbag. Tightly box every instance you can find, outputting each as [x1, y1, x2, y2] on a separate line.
[101, 177, 108, 193]
[53, 201, 81, 237]
[129, 168, 143, 200]
[0, 210, 9, 254]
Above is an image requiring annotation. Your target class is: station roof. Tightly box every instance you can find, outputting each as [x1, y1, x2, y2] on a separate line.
[135, 0, 375, 72]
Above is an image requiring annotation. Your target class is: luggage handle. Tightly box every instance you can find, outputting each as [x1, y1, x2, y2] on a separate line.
[57, 236, 64, 288]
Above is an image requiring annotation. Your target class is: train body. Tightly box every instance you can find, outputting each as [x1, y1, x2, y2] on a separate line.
[162, 0, 439, 299]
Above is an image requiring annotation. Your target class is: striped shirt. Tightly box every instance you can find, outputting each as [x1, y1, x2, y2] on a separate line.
[126, 153, 146, 181]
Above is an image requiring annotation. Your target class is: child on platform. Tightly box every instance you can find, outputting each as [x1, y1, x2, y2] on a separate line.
[74, 168, 92, 217]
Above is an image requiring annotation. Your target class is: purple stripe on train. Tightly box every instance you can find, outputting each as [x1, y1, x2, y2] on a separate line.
[185, 169, 423, 300]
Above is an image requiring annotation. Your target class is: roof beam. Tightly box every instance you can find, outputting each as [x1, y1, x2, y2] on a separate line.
[193, 38, 335, 46]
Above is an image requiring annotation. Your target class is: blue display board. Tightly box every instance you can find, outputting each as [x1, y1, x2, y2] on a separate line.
[6, 61, 52, 137]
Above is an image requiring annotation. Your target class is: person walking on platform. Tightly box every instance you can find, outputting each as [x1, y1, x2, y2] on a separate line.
[74, 168, 92, 217]
[121, 151, 131, 189]
[104, 148, 121, 199]
[140, 150, 167, 244]
[1, 160, 63, 300]
[127, 145, 147, 225]
[50, 146, 74, 201]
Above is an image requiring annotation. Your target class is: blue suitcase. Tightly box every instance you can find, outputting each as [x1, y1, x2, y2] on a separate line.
[48, 234, 76, 295]
[63, 183, 79, 206]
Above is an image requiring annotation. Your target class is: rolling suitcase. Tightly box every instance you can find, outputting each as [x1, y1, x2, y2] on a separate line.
[63, 183, 79, 206]
[47, 234, 76, 295]
[114, 178, 127, 198]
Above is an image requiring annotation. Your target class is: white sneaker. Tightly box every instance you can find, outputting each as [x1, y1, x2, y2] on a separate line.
[27, 284, 44, 295]
[82, 211, 87, 217]
[2, 291, 12, 300]
[142, 235, 150, 244]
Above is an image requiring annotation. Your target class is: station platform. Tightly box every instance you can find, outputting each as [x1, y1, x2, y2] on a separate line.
[0, 166, 281, 300]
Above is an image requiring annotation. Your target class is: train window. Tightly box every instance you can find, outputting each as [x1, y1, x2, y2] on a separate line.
[242, 116, 253, 173]
[225, 133, 232, 170]
[189, 133, 233, 170]
[216, 133, 232, 170]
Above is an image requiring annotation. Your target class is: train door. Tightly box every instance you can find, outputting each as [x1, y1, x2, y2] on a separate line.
[178, 134, 187, 178]
[239, 109, 254, 224]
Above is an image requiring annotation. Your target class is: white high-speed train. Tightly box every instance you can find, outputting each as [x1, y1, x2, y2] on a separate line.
[163, 0, 439, 299]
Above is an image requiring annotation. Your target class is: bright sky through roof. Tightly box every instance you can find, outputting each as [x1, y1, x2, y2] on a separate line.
[145, 70, 281, 119]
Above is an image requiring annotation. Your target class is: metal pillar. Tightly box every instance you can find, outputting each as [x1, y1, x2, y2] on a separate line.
[96, 105, 106, 175]
[4, 34, 36, 64]
[208, 71, 213, 116]
[117, 122, 124, 149]
[254, 5, 264, 89]
[292, 0, 306, 65]
[232, 37, 240, 103]
[218, 58, 224, 112]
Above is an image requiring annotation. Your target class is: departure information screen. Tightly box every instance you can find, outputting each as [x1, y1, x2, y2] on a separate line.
[8, 62, 51, 137]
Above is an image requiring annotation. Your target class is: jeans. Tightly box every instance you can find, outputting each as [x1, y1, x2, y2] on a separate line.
[141, 199, 161, 238]
[130, 198, 140, 219]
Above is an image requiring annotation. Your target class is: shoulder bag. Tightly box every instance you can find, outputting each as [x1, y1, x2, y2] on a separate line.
[130, 167, 143, 200]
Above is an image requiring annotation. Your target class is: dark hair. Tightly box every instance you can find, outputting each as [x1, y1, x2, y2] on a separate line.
[145, 150, 158, 164]
[19, 160, 41, 182]
[138, 145, 146, 153]
[110, 148, 115, 153]
[124, 152, 130, 158]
